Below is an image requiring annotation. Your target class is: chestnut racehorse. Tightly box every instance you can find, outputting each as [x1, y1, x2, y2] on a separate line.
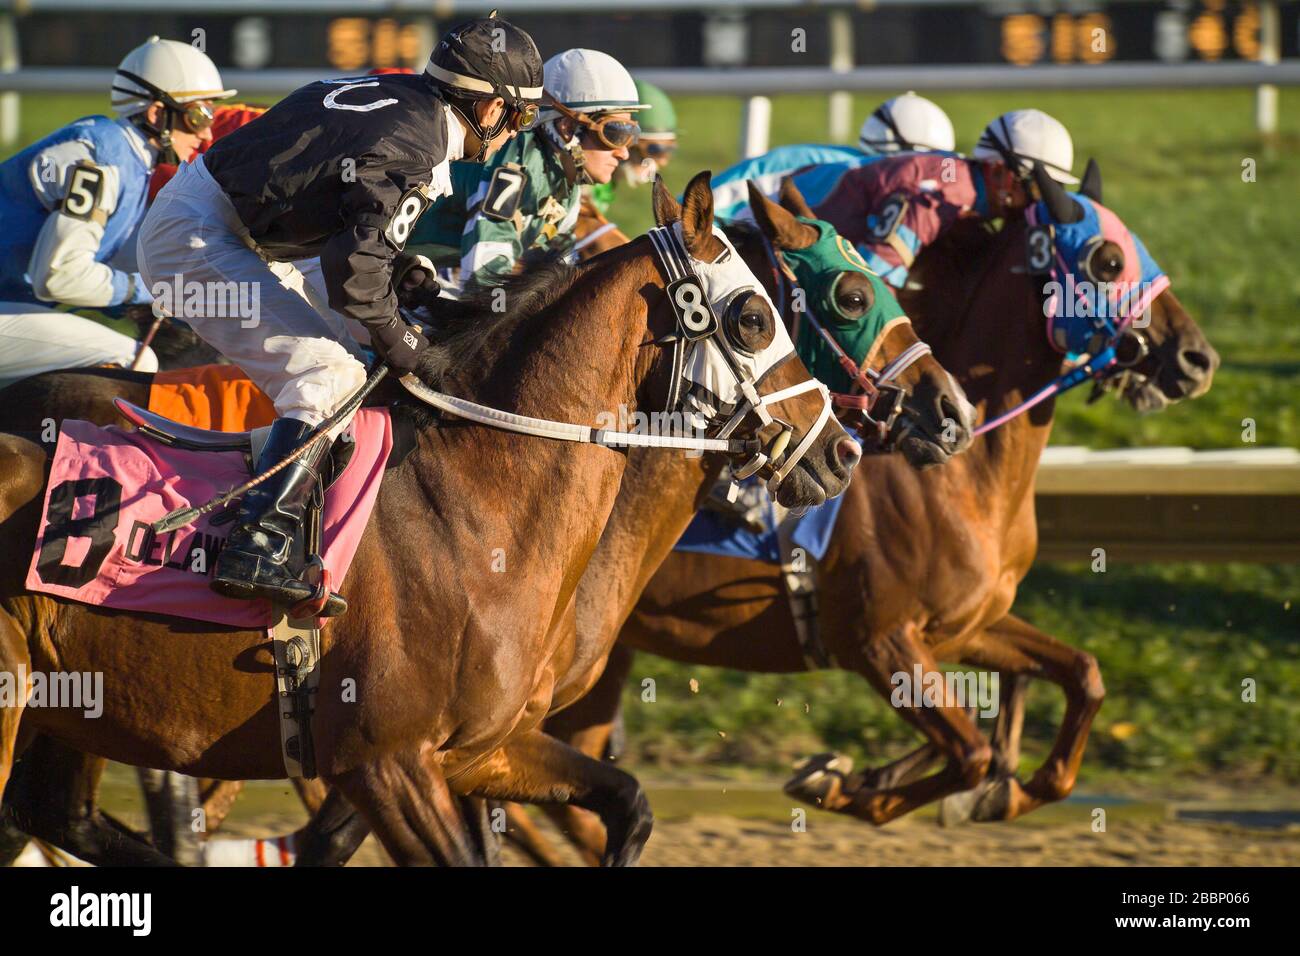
[0, 173, 857, 866]
[514, 167, 1220, 864]
[0, 179, 971, 864]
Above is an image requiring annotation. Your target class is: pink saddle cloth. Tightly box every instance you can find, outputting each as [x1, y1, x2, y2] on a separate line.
[25, 409, 392, 628]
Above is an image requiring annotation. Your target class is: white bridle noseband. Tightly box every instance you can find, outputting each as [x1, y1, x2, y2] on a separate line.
[398, 222, 834, 495]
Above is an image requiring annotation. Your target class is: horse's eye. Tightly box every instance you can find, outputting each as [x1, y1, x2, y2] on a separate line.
[835, 274, 874, 319]
[724, 293, 775, 354]
[1088, 240, 1125, 283]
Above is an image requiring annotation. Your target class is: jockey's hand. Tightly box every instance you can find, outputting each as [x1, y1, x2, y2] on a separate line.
[371, 318, 430, 374]
[393, 253, 442, 312]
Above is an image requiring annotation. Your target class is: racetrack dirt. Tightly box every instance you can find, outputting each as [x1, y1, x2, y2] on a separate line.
[72, 769, 1300, 867]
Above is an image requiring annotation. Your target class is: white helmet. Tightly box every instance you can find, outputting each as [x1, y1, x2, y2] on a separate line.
[111, 36, 236, 117]
[973, 108, 1079, 184]
[858, 92, 955, 155]
[541, 49, 648, 118]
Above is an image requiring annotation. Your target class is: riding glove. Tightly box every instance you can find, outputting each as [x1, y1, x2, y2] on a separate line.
[392, 252, 442, 312]
[371, 318, 430, 374]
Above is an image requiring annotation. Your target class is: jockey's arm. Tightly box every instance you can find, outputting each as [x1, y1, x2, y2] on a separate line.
[26, 141, 148, 308]
[320, 155, 432, 333]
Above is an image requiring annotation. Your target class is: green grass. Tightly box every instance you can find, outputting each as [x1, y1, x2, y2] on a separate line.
[6, 89, 1298, 785]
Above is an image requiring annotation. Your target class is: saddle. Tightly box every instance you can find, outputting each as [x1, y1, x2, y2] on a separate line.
[115, 397, 356, 620]
[114, 399, 358, 779]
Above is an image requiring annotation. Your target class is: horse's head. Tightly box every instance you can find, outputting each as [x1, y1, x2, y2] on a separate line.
[645, 171, 860, 507]
[743, 178, 973, 468]
[1032, 161, 1218, 412]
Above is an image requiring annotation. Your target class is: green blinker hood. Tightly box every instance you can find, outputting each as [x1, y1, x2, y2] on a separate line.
[779, 216, 908, 395]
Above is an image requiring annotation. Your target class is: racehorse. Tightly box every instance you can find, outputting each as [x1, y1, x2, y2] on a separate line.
[0, 173, 858, 866]
[507, 163, 1220, 863]
[0, 180, 969, 865]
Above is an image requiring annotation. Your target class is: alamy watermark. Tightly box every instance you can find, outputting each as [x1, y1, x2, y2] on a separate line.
[890, 665, 999, 719]
[593, 404, 710, 458]
[150, 274, 261, 329]
[0, 666, 103, 718]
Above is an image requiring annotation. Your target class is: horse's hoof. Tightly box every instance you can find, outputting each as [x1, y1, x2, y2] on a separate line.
[785, 752, 853, 807]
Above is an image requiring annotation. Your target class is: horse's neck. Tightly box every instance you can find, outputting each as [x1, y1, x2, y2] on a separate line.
[934, 258, 1062, 500]
[453, 254, 651, 428]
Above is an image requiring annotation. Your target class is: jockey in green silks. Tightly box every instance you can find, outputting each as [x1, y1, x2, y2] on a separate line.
[407, 48, 647, 290]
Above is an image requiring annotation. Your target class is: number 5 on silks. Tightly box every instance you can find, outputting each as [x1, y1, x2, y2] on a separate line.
[666, 276, 718, 340]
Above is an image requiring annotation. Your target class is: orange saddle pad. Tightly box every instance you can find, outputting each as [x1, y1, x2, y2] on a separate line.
[147, 364, 276, 432]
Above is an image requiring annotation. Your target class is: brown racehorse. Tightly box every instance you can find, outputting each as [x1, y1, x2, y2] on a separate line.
[0, 181, 969, 865]
[0, 173, 857, 866]
[513, 172, 1221, 864]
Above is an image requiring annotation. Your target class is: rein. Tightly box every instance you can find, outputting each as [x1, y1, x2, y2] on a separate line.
[396, 225, 832, 491]
[970, 205, 1163, 437]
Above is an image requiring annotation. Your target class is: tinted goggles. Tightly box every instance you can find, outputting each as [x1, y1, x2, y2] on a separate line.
[177, 101, 215, 134]
[546, 94, 640, 150]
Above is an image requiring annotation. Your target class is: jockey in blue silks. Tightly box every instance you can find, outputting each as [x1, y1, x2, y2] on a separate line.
[0, 36, 235, 386]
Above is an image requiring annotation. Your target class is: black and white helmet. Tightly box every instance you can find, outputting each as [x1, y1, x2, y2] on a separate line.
[425, 17, 543, 108]
[424, 17, 544, 161]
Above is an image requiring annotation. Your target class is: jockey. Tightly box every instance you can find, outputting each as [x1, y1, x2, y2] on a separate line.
[135, 16, 544, 608]
[586, 78, 677, 216]
[710, 91, 956, 223]
[0, 36, 234, 385]
[972, 108, 1079, 185]
[407, 48, 647, 288]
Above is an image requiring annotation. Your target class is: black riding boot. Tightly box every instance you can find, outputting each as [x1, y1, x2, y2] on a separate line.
[211, 417, 340, 610]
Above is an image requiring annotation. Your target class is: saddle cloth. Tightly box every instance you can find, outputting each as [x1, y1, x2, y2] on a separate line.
[674, 478, 846, 564]
[25, 409, 392, 628]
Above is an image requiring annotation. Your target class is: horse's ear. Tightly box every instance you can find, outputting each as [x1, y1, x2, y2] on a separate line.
[748, 181, 818, 251]
[777, 177, 816, 219]
[680, 170, 723, 258]
[1079, 158, 1103, 205]
[652, 175, 681, 226]
[1033, 161, 1082, 224]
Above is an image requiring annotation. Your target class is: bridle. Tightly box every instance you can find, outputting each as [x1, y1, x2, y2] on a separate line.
[398, 223, 834, 495]
[754, 226, 931, 446]
[645, 223, 834, 490]
[972, 202, 1170, 437]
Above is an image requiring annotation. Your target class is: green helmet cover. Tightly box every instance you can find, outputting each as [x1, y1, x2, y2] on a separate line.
[780, 217, 908, 395]
[633, 78, 677, 136]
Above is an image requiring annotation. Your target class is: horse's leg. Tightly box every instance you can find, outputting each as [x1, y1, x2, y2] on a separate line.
[292, 777, 329, 815]
[4, 736, 178, 866]
[459, 795, 501, 867]
[788, 624, 992, 825]
[137, 769, 204, 864]
[455, 729, 653, 867]
[198, 779, 245, 834]
[291, 787, 372, 867]
[0, 609, 26, 803]
[532, 642, 639, 866]
[943, 614, 1103, 822]
[327, 747, 483, 867]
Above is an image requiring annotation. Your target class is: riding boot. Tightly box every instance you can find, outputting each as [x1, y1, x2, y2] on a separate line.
[211, 417, 343, 611]
[701, 469, 770, 534]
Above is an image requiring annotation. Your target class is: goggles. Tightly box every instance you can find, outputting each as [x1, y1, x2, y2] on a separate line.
[638, 139, 677, 158]
[510, 101, 539, 132]
[177, 101, 215, 134]
[546, 95, 640, 150]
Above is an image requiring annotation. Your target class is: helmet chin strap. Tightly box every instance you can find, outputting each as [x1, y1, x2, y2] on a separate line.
[450, 99, 511, 163]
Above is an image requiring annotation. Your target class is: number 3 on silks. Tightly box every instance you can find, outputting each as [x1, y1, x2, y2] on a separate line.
[666, 276, 718, 340]
[1026, 225, 1054, 276]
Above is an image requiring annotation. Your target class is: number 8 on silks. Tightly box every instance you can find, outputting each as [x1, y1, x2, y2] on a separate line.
[667, 275, 719, 340]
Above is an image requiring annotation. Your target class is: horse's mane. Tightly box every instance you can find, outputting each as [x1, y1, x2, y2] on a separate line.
[414, 257, 582, 389]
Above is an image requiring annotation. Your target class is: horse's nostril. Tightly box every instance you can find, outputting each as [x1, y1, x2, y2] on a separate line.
[835, 437, 862, 472]
[1181, 349, 1213, 376]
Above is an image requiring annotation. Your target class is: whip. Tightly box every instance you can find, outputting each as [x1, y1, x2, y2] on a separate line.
[150, 364, 389, 535]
